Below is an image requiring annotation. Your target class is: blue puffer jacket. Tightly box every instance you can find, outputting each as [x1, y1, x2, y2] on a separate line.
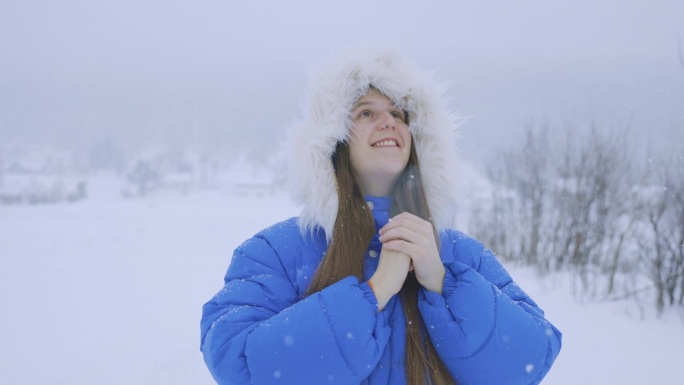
[201, 197, 562, 384]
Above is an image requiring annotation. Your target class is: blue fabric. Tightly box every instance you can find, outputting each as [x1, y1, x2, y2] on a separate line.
[200, 196, 562, 384]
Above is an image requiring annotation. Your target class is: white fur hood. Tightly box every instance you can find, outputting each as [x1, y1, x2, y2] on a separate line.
[285, 50, 461, 239]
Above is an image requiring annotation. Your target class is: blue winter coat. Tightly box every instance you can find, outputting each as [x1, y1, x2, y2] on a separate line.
[201, 197, 562, 384]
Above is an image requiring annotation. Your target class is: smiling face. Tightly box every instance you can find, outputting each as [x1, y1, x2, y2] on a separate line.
[348, 88, 412, 196]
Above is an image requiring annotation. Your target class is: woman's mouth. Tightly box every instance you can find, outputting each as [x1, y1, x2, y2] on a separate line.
[371, 139, 399, 148]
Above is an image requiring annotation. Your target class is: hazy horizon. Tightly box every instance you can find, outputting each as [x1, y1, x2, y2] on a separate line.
[2, 1, 683, 165]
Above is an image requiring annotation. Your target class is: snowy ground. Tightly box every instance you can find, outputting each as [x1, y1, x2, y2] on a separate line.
[1, 177, 682, 384]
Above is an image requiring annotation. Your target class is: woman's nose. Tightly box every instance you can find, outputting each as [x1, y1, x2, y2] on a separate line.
[378, 112, 396, 130]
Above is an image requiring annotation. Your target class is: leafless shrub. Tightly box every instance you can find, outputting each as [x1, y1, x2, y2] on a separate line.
[473, 122, 684, 311]
[636, 154, 684, 313]
[550, 127, 638, 297]
[472, 123, 551, 266]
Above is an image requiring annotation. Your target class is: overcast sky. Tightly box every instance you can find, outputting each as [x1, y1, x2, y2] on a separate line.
[1, 0, 683, 163]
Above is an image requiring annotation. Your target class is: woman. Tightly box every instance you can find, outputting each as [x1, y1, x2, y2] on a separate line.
[200, 50, 562, 385]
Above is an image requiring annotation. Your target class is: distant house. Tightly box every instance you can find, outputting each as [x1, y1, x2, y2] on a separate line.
[0, 173, 87, 205]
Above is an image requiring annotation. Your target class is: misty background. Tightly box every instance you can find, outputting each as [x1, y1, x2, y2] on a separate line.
[2, 0, 683, 169]
[2, 2, 684, 384]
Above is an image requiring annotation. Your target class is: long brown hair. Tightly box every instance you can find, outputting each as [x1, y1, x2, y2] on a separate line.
[307, 137, 456, 385]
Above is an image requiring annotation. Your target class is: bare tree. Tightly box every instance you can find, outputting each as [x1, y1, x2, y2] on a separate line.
[675, 157, 684, 305]
[472, 123, 551, 266]
[475, 120, 682, 311]
[471, 157, 518, 261]
[517, 127, 550, 266]
[642, 154, 684, 312]
[546, 126, 637, 298]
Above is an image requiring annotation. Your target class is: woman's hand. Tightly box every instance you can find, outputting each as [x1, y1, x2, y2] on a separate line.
[368, 248, 411, 311]
[378, 212, 445, 294]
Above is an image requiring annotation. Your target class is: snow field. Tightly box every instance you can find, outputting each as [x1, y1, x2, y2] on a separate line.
[0, 186, 682, 384]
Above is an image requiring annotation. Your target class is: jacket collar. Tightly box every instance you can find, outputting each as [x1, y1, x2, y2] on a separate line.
[366, 195, 392, 230]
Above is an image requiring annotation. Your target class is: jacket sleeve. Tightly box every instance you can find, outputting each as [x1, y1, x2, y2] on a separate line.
[418, 237, 562, 385]
[200, 234, 391, 385]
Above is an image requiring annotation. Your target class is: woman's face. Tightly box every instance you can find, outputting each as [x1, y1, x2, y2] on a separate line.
[348, 89, 412, 196]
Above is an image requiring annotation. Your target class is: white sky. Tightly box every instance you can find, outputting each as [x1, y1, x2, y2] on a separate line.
[1, 0, 683, 161]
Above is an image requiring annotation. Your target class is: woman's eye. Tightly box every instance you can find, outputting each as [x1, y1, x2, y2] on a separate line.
[391, 111, 405, 122]
[359, 110, 372, 118]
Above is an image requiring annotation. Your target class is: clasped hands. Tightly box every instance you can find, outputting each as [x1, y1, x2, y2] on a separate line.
[368, 212, 446, 311]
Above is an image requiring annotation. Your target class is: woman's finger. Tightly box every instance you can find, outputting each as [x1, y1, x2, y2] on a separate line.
[381, 239, 420, 258]
[380, 214, 431, 236]
[378, 226, 423, 245]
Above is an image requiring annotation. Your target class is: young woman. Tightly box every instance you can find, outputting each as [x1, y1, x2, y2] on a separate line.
[200, 51, 562, 385]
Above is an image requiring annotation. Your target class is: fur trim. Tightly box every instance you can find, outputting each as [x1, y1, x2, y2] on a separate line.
[285, 49, 461, 239]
